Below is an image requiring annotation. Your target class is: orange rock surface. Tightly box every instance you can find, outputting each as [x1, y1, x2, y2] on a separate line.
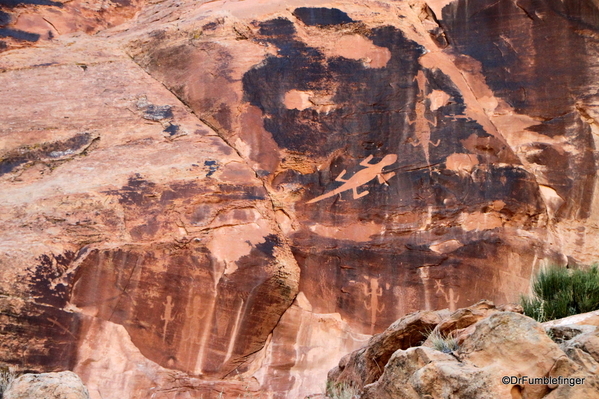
[2, 0, 599, 397]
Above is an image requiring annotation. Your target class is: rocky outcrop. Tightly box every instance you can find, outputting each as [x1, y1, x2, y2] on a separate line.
[328, 309, 449, 389]
[4, 371, 89, 399]
[2, 0, 599, 398]
[328, 304, 599, 399]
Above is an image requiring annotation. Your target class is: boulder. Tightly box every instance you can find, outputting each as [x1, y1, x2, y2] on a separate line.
[331, 309, 599, 399]
[328, 309, 447, 389]
[361, 347, 503, 399]
[4, 371, 89, 399]
[457, 312, 570, 398]
[544, 310, 599, 328]
[546, 322, 599, 375]
[542, 378, 599, 399]
[422, 300, 500, 346]
[569, 330, 599, 364]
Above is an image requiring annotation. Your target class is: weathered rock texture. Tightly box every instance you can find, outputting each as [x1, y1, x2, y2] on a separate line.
[2, 0, 599, 397]
[329, 304, 599, 399]
[0, 20, 300, 398]
[4, 371, 90, 399]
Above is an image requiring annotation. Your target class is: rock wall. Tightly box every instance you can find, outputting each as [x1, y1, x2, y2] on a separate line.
[1, 0, 599, 398]
[0, 32, 299, 397]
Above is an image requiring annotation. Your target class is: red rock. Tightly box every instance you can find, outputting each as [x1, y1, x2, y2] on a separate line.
[0, 0, 143, 53]
[328, 309, 446, 389]
[0, 32, 299, 397]
[337, 310, 599, 399]
[2, 0, 599, 397]
[422, 300, 499, 346]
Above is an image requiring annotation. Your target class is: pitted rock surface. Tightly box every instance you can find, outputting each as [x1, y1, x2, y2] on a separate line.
[4, 371, 89, 399]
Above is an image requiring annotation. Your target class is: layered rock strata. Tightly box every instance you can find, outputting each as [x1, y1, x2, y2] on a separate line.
[1, 0, 599, 397]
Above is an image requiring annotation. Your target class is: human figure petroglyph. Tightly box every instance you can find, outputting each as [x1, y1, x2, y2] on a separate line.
[407, 101, 440, 151]
[434, 279, 444, 294]
[418, 267, 431, 310]
[414, 70, 429, 98]
[307, 154, 398, 204]
[182, 295, 207, 346]
[363, 277, 385, 335]
[161, 295, 176, 342]
[407, 71, 440, 168]
[179, 294, 212, 372]
[435, 279, 460, 311]
[446, 288, 460, 311]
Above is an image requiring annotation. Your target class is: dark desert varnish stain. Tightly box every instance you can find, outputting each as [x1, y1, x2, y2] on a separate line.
[292, 7, 354, 26]
[0, 132, 95, 176]
[241, 11, 549, 336]
[0, 0, 62, 46]
[439, 0, 597, 219]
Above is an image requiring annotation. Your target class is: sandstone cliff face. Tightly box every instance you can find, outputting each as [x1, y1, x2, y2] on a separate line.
[0, 30, 300, 397]
[1, 0, 599, 397]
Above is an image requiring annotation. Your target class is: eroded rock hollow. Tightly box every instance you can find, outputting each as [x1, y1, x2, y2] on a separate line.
[1, 0, 599, 397]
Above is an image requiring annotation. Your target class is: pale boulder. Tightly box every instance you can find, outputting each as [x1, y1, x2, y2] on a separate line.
[4, 371, 89, 399]
[330, 309, 599, 399]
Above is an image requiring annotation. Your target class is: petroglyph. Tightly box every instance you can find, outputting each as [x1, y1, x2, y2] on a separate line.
[223, 296, 245, 364]
[407, 70, 440, 168]
[181, 295, 209, 371]
[363, 277, 385, 335]
[434, 279, 443, 294]
[418, 267, 432, 311]
[182, 296, 206, 345]
[161, 295, 176, 342]
[435, 279, 460, 311]
[307, 154, 397, 204]
[414, 70, 428, 96]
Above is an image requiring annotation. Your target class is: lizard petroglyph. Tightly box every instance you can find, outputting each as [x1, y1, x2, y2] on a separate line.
[307, 154, 398, 204]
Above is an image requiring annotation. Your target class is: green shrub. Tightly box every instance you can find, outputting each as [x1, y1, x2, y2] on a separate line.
[521, 265, 599, 322]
